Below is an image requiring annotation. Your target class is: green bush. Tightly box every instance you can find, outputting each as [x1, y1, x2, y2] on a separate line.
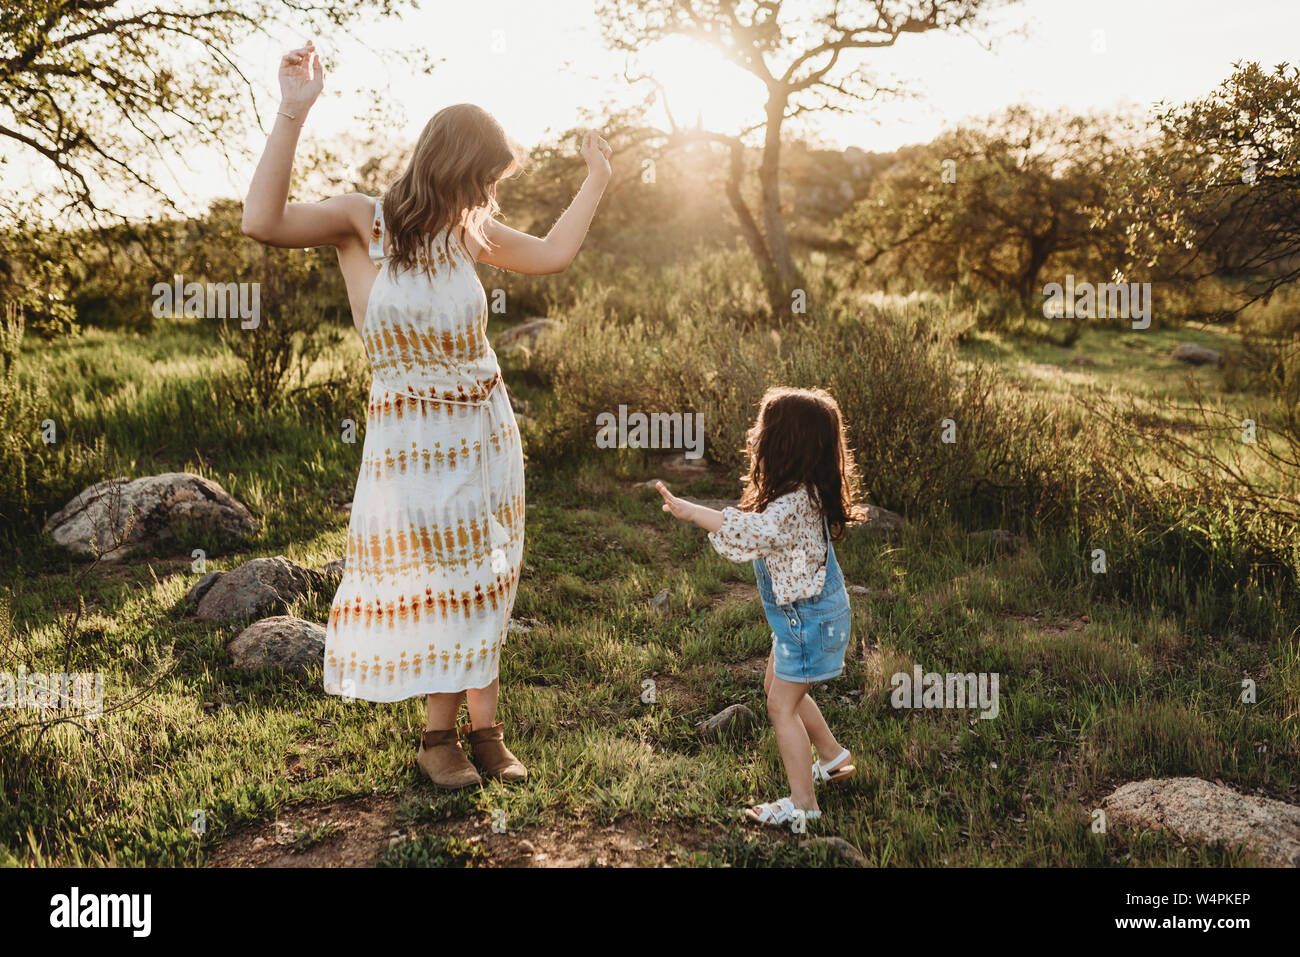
[528, 273, 1092, 529]
[0, 305, 103, 536]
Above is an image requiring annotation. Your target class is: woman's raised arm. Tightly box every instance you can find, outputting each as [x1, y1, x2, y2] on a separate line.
[241, 41, 367, 248]
[477, 130, 612, 274]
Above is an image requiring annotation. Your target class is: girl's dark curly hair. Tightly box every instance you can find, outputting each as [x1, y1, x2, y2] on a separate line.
[737, 387, 865, 541]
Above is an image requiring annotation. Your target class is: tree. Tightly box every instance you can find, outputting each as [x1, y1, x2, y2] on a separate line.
[0, 0, 423, 222]
[596, 0, 1010, 315]
[840, 106, 1129, 308]
[1119, 60, 1300, 314]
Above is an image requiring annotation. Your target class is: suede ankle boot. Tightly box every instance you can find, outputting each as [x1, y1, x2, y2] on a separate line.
[462, 722, 528, 782]
[417, 728, 481, 789]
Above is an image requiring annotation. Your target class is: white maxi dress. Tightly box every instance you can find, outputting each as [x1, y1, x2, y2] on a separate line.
[323, 199, 525, 702]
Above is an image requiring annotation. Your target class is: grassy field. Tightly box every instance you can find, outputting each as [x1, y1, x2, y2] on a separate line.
[1, 314, 1297, 867]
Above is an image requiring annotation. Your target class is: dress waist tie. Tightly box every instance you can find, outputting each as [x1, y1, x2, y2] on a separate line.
[373, 374, 511, 568]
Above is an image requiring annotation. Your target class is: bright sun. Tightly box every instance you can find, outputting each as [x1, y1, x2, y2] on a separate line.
[635, 36, 765, 135]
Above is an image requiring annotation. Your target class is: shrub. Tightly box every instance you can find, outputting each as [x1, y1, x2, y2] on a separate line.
[216, 249, 345, 411]
[0, 304, 103, 536]
[528, 269, 1097, 531]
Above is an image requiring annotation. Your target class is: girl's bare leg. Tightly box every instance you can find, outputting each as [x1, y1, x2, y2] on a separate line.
[765, 675, 819, 811]
[764, 651, 842, 760]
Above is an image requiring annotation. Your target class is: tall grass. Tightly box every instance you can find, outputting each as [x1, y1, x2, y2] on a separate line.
[523, 258, 1300, 634]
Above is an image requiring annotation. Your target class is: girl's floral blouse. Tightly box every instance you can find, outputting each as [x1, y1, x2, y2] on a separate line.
[707, 486, 828, 605]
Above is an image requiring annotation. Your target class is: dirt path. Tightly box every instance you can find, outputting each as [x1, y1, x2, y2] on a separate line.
[208, 794, 724, 868]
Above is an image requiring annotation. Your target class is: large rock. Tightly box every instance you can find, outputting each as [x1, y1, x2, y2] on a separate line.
[189, 555, 326, 622]
[1103, 777, 1300, 867]
[1171, 343, 1223, 366]
[494, 318, 560, 352]
[185, 571, 224, 610]
[44, 473, 258, 561]
[227, 616, 325, 676]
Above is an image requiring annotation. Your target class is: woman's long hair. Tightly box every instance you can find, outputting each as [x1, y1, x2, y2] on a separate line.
[737, 387, 865, 541]
[382, 104, 522, 271]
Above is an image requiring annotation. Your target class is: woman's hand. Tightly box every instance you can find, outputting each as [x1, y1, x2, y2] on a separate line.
[475, 130, 612, 274]
[242, 37, 367, 249]
[580, 129, 612, 183]
[278, 41, 324, 117]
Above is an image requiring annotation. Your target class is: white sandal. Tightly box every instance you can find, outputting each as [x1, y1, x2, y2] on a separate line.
[743, 797, 822, 830]
[812, 748, 856, 786]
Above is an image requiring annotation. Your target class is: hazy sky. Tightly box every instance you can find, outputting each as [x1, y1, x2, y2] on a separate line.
[13, 0, 1300, 213]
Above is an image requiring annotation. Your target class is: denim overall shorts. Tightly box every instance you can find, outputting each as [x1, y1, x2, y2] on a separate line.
[754, 517, 852, 684]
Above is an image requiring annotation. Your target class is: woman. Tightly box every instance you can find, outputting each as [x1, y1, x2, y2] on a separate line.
[242, 41, 611, 788]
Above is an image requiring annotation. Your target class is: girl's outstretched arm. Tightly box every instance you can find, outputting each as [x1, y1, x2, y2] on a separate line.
[477, 130, 612, 275]
[656, 481, 724, 533]
[241, 41, 369, 248]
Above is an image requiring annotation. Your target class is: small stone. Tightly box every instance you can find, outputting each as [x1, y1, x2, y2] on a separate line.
[848, 505, 905, 540]
[227, 615, 326, 676]
[662, 452, 708, 472]
[807, 836, 866, 867]
[650, 588, 670, 614]
[968, 529, 1024, 555]
[193, 555, 325, 622]
[494, 317, 560, 351]
[518, 840, 537, 855]
[696, 703, 758, 741]
[507, 619, 532, 635]
[1171, 343, 1223, 366]
[848, 585, 870, 597]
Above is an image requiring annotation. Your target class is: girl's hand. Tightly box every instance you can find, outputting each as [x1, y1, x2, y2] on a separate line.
[580, 130, 612, 183]
[656, 481, 697, 523]
[278, 41, 324, 116]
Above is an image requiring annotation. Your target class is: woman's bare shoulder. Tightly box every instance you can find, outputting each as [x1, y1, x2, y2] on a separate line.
[327, 192, 383, 248]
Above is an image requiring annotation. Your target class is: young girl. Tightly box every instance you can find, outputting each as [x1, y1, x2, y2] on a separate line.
[242, 41, 611, 788]
[657, 387, 860, 826]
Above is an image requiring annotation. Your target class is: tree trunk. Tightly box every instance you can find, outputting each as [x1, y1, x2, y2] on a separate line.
[1020, 231, 1054, 309]
[759, 97, 804, 316]
[722, 139, 782, 306]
